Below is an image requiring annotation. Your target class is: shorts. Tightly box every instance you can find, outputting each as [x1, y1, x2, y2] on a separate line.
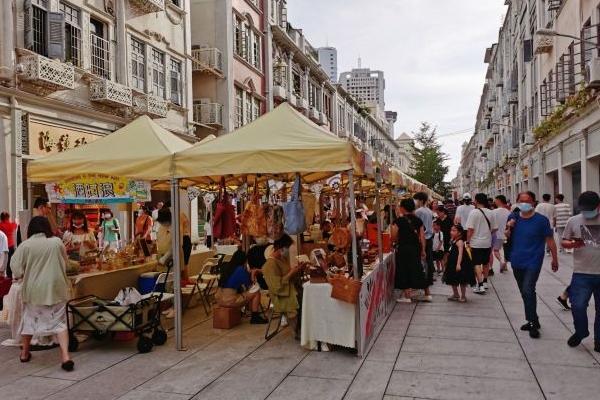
[433, 250, 444, 261]
[470, 247, 491, 266]
[492, 238, 504, 251]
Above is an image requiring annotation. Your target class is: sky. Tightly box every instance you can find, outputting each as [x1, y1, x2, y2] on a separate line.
[287, 0, 508, 179]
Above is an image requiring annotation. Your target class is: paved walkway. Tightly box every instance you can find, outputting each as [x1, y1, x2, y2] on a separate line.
[1, 253, 599, 400]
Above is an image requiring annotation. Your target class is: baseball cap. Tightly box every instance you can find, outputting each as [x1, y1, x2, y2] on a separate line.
[578, 191, 600, 211]
[462, 193, 472, 200]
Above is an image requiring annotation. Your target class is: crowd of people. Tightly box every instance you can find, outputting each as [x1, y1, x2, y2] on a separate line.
[392, 189, 600, 352]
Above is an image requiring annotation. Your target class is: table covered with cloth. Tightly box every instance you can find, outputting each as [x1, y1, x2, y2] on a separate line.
[301, 282, 355, 350]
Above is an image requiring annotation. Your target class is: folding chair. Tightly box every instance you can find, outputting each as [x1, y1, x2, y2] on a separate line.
[263, 293, 286, 341]
[183, 260, 217, 315]
[141, 272, 175, 304]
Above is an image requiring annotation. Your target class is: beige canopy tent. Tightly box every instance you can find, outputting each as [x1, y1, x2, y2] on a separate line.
[28, 115, 192, 182]
[174, 102, 362, 182]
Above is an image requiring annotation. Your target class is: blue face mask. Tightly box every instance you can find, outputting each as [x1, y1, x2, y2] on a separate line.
[518, 203, 533, 213]
[582, 209, 599, 219]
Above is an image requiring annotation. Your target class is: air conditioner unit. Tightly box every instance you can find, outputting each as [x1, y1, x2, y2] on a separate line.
[585, 57, 600, 89]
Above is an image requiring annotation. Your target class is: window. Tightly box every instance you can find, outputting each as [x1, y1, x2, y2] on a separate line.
[151, 48, 165, 98]
[308, 82, 317, 108]
[252, 97, 260, 122]
[234, 17, 242, 57]
[131, 38, 145, 91]
[27, 1, 48, 56]
[245, 94, 253, 125]
[170, 58, 182, 105]
[90, 17, 109, 78]
[170, 0, 181, 7]
[233, 15, 261, 70]
[59, 2, 81, 66]
[252, 31, 261, 69]
[235, 87, 244, 129]
[292, 71, 302, 97]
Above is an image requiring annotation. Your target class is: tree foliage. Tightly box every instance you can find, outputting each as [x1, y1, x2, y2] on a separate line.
[409, 122, 449, 195]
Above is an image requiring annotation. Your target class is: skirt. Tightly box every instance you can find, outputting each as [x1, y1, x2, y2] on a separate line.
[20, 302, 68, 336]
[394, 245, 427, 290]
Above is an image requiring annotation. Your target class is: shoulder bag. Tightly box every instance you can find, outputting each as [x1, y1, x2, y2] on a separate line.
[283, 175, 306, 235]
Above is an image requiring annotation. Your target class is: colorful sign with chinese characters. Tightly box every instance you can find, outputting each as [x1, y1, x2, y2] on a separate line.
[45, 175, 151, 204]
[28, 120, 102, 156]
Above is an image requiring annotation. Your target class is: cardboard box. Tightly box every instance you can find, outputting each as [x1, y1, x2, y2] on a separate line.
[213, 306, 241, 329]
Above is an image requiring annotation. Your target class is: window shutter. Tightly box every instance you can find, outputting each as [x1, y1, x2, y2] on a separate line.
[523, 39, 533, 62]
[47, 12, 66, 61]
[280, 4, 287, 28]
[24, 0, 34, 50]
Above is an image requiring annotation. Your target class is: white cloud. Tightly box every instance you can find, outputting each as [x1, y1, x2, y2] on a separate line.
[286, 0, 507, 179]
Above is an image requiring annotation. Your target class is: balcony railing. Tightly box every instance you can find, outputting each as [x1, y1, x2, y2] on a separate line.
[90, 34, 111, 80]
[129, 0, 164, 13]
[19, 53, 75, 90]
[90, 79, 133, 107]
[193, 103, 223, 127]
[133, 93, 169, 118]
[191, 48, 223, 77]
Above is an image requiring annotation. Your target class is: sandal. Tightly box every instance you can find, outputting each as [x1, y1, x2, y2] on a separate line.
[20, 353, 32, 363]
[458, 298, 467, 303]
[447, 296, 459, 302]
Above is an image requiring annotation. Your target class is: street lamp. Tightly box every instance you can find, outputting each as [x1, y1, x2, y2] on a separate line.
[535, 28, 599, 47]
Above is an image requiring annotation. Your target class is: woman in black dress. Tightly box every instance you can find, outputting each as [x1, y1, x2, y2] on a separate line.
[443, 224, 476, 302]
[391, 198, 427, 303]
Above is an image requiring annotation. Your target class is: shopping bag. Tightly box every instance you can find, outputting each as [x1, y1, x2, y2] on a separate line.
[283, 176, 306, 235]
[240, 182, 268, 237]
[114, 287, 142, 306]
[213, 178, 236, 240]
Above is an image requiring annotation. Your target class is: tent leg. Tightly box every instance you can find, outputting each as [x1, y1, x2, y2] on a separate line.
[348, 170, 362, 357]
[171, 178, 184, 351]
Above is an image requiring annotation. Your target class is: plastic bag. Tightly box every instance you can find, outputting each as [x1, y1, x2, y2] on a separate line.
[114, 287, 142, 306]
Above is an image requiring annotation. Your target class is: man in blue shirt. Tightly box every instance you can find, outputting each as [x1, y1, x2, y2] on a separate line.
[506, 191, 559, 339]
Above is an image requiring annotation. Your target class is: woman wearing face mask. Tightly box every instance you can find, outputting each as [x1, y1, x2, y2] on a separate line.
[63, 211, 97, 258]
[262, 234, 303, 338]
[100, 210, 120, 251]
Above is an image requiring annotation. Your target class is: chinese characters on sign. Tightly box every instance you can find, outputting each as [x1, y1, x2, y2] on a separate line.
[46, 175, 151, 204]
[29, 121, 100, 156]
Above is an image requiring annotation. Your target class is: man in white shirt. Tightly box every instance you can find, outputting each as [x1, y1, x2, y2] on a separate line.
[466, 193, 498, 294]
[536, 194, 556, 255]
[493, 195, 511, 273]
[554, 194, 572, 253]
[150, 201, 164, 241]
[454, 193, 475, 227]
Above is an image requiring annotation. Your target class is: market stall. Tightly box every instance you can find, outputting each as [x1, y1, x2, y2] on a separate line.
[27, 115, 195, 350]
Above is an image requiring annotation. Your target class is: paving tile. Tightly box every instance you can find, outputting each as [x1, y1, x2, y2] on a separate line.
[394, 353, 534, 381]
[518, 338, 600, 367]
[267, 375, 350, 400]
[406, 323, 515, 343]
[344, 360, 394, 400]
[292, 349, 363, 381]
[400, 336, 524, 360]
[531, 363, 600, 400]
[117, 389, 191, 400]
[409, 314, 511, 330]
[386, 370, 543, 400]
[367, 331, 406, 362]
[1, 376, 74, 400]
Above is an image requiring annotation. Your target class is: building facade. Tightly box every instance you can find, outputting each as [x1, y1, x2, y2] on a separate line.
[0, 0, 193, 215]
[317, 46, 337, 83]
[458, 0, 600, 207]
[339, 67, 386, 110]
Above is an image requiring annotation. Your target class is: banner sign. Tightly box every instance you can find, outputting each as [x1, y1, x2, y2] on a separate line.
[359, 253, 396, 356]
[45, 174, 151, 204]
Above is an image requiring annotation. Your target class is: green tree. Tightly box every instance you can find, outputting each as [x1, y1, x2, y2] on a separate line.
[409, 122, 449, 195]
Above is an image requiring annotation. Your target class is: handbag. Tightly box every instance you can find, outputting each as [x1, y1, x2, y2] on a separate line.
[329, 275, 362, 304]
[283, 175, 306, 235]
[240, 182, 267, 237]
[266, 204, 285, 240]
[330, 227, 351, 249]
[213, 178, 236, 240]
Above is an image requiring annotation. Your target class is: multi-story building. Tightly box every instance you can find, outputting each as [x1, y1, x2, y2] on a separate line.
[189, 0, 268, 138]
[395, 132, 414, 175]
[339, 67, 386, 110]
[458, 0, 600, 206]
[317, 46, 337, 83]
[0, 0, 193, 215]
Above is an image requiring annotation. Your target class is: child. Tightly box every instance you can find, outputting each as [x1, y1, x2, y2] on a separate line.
[442, 224, 476, 302]
[432, 220, 445, 274]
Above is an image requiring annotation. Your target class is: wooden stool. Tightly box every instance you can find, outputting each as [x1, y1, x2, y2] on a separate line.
[213, 306, 241, 329]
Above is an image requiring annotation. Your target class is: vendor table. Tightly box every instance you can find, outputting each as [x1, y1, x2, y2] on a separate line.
[214, 245, 238, 255]
[300, 252, 395, 355]
[69, 261, 158, 299]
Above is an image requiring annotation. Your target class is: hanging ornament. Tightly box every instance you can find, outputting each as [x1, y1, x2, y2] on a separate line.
[203, 192, 216, 209]
[326, 174, 342, 192]
[187, 186, 202, 202]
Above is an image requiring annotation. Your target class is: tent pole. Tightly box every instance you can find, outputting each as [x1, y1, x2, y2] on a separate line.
[375, 187, 383, 262]
[348, 169, 361, 357]
[171, 178, 184, 351]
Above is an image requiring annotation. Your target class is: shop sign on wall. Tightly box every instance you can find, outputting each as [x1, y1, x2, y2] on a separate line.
[46, 175, 151, 204]
[28, 121, 102, 156]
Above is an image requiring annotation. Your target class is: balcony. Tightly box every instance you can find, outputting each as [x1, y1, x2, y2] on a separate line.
[289, 94, 298, 107]
[191, 48, 224, 78]
[296, 96, 309, 110]
[318, 112, 328, 126]
[273, 84, 287, 100]
[309, 107, 320, 121]
[534, 34, 553, 54]
[193, 102, 223, 127]
[19, 53, 75, 90]
[133, 93, 169, 118]
[90, 79, 133, 107]
[129, 0, 164, 13]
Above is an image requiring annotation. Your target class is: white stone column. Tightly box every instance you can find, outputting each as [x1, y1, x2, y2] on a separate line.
[115, 0, 128, 85]
[581, 138, 588, 192]
[10, 101, 23, 216]
[0, 1, 15, 83]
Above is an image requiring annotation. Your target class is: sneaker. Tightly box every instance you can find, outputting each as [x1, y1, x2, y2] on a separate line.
[482, 282, 488, 290]
[417, 295, 433, 303]
[474, 286, 486, 295]
[281, 315, 289, 327]
[556, 296, 571, 311]
[520, 321, 541, 331]
[396, 297, 412, 303]
[529, 326, 540, 339]
[567, 334, 583, 348]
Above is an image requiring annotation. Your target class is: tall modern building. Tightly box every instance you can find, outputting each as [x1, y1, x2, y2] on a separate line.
[317, 47, 337, 83]
[338, 67, 386, 109]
